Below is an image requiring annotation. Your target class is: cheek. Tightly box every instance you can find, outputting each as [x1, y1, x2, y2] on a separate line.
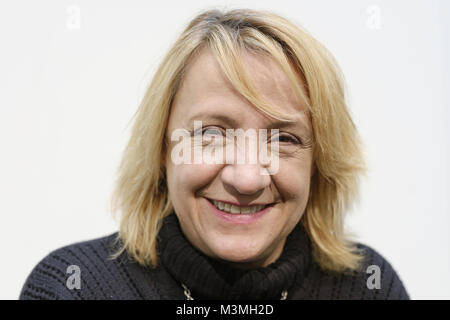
[166, 162, 223, 199]
[275, 157, 313, 202]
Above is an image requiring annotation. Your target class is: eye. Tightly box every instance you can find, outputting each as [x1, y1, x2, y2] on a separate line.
[192, 126, 226, 144]
[272, 132, 302, 145]
[202, 127, 224, 137]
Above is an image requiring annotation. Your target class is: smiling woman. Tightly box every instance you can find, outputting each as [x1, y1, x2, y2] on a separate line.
[19, 8, 409, 300]
[164, 46, 314, 270]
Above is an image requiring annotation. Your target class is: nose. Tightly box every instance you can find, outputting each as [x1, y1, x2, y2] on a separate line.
[221, 163, 271, 195]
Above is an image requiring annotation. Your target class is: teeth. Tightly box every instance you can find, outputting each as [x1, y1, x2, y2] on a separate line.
[211, 200, 269, 215]
[240, 206, 252, 214]
[230, 205, 240, 214]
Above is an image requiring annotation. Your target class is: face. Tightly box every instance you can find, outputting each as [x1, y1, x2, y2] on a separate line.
[164, 47, 314, 269]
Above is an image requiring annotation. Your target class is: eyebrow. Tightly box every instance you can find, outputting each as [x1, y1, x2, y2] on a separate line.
[186, 112, 310, 133]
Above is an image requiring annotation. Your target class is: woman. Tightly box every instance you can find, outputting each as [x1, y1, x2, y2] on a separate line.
[20, 8, 409, 300]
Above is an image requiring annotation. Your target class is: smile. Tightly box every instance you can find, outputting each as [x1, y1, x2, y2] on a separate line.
[207, 198, 273, 215]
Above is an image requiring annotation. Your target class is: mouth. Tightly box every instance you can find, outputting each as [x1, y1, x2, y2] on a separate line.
[205, 198, 275, 215]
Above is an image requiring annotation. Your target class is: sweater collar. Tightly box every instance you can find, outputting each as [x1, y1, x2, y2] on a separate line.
[158, 212, 312, 300]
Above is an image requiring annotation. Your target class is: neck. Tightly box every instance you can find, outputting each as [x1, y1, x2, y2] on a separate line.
[219, 238, 287, 270]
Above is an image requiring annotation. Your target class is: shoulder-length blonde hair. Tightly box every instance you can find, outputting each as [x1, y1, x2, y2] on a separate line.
[111, 8, 366, 272]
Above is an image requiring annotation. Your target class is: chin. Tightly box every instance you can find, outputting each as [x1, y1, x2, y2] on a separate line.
[208, 239, 266, 265]
[218, 251, 259, 264]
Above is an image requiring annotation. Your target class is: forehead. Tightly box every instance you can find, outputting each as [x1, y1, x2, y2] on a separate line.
[170, 47, 309, 129]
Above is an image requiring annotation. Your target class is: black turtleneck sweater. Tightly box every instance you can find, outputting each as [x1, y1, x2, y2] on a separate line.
[19, 213, 410, 300]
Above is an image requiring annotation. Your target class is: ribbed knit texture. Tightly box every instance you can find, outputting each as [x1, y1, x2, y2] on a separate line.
[19, 213, 410, 300]
[158, 213, 312, 299]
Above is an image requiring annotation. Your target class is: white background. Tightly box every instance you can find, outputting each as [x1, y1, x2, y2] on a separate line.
[0, 0, 449, 300]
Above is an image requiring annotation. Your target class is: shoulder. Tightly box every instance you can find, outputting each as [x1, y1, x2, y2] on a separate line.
[19, 233, 143, 300]
[296, 243, 410, 300]
[354, 243, 410, 299]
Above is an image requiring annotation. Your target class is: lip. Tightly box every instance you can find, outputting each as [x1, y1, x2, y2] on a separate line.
[204, 197, 274, 224]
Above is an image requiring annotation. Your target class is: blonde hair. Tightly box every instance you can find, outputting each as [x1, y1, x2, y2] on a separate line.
[111, 8, 366, 273]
